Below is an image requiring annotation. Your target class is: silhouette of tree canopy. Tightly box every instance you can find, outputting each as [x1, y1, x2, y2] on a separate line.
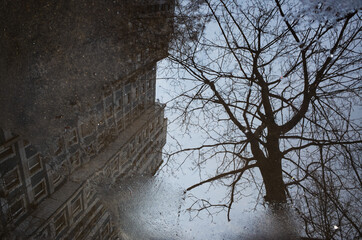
[166, 0, 361, 238]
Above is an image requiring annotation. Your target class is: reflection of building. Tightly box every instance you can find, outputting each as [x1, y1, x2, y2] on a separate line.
[0, 1, 173, 239]
[0, 77, 167, 239]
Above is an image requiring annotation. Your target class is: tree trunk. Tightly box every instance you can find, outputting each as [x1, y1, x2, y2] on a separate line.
[258, 155, 287, 203]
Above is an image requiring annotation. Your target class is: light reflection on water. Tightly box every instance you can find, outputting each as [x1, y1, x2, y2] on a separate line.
[96, 175, 300, 240]
[93, 175, 182, 240]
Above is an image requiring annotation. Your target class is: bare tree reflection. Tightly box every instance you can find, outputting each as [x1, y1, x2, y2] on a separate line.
[164, 0, 361, 238]
[292, 145, 361, 239]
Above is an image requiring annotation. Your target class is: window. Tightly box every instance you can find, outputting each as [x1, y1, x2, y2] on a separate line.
[136, 53, 141, 62]
[125, 113, 131, 125]
[125, 92, 131, 105]
[101, 223, 110, 239]
[105, 105, 113, 118]
[103, 165, 111, 177]
[86, 188, 92, 200]
[130, 140, 135, 153]
[86, 144, 96, 156]
[10, 197, 25, 220]
[68, 129, 78, 146]
[81, 121, 94, 137]
[54, 210, 67, 235]
[69, 151, 81, 168]
[23, 139, 30, 147]
[54, 138, 64, 155]
[116, 97, 122, 110]
[97, 113, 105, 127]
[135, 87, 139, 98]
[33, 179, 47, 201]
[71, 196, 83, 217]
[28, 154, 42, 175]
[104, 88, 112, 96]
[111, 158, 119, 172]
[97, 132, 106, 151]
[3, 167, 21, 191]
[52, 171, 63, 187]
[150, 122, 154, 133]
[0, 145, 15, 162]
[117, 118, 123, 131]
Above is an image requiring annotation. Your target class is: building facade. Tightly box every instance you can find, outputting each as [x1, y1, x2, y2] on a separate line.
[0, 0, 173, 239]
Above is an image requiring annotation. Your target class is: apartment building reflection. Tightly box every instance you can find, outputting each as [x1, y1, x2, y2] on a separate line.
[0, 1, 173, 239]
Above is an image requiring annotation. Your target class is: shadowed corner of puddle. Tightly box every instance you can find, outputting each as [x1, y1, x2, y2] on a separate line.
[94, 175, 185, 240]
[92, 174, 303, 240]
[225, 206, 302, 240]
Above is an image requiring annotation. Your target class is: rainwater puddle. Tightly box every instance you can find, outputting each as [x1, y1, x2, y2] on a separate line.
[96, 175, 301, 240]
